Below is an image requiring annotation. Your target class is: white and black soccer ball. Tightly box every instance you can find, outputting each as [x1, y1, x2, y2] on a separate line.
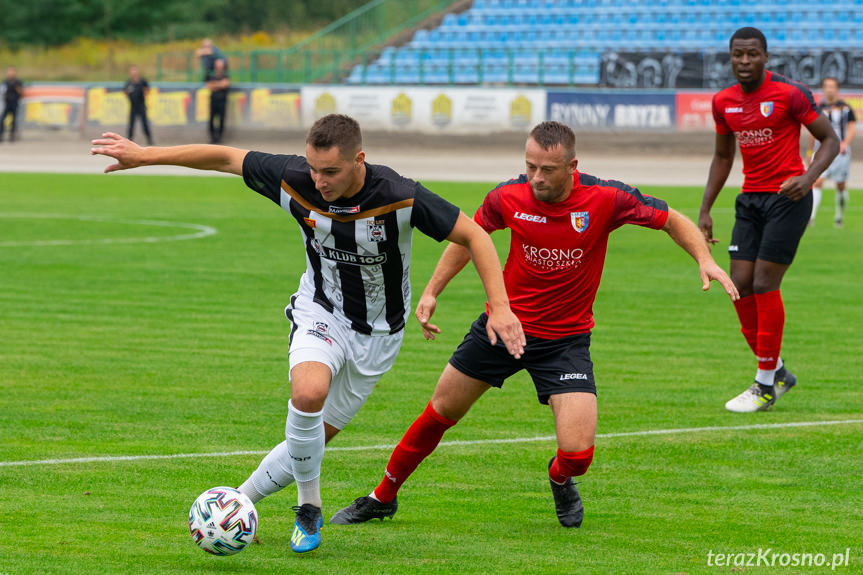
[188, 486, 258, 555]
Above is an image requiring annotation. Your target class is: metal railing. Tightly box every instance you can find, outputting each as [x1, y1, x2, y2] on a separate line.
[156, 0, 460, 83]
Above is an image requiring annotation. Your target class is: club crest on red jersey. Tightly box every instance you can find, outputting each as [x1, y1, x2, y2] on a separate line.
[571, 211, 589, 233]
[760, 101, 774, 117]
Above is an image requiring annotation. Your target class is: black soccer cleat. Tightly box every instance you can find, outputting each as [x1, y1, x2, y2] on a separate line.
[548, 457, 584, 528]
[773, 365, 797, 400]
[329, 496, 398, 525]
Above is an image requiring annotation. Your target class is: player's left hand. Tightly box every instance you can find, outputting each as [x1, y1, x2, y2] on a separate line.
[778, 176, 813, 202]
[90, 132, 146, 173]
[486, 307, 525, 359]
[415, 294, 441, 341]
[699, 262, 739, 301]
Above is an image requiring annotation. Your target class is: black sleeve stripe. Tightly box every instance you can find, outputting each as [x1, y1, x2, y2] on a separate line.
[490, 174, 529, 192]
[580, 172, 668, 212]
[771, 72, 817, 110]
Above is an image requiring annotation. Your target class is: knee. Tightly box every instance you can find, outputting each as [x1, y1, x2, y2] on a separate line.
[290, 390, 326, 413]
[752, 277, 779, 295]
[429, 395, 465, 422]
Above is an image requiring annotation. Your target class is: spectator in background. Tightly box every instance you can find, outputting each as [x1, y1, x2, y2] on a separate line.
[0, 66, 24, 143]
[195, 38, 225, 81]
[124, 66, 153, 146]
[206, 59, 230, 144]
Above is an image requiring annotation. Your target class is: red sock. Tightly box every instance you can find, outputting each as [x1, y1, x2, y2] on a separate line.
[373, 402, 456, 503]
[754, 290, 784, 371]
[733, 294, 758, 355]
[549, 446, 594, 484]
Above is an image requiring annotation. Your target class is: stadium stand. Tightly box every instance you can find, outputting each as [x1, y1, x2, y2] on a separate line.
[347, 0, 863, 85]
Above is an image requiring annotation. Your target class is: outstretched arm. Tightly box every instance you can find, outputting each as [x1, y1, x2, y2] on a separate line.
[417, 213, 525, 358]
[698, 132, 735, 246]
[663, 208, 739, 301]
[90, 132, 247, 175]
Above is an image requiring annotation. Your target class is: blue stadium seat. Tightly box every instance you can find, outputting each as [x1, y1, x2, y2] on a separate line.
[347, 0, 863, 84]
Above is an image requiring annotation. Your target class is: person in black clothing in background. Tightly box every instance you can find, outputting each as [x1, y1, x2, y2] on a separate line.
[1, 66, 24, 143]
[206, 59, 230, 144]
[124, 66, 153, 146]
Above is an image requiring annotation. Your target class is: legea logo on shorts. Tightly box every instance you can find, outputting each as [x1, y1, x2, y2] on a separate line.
[560, 373, 588, 381]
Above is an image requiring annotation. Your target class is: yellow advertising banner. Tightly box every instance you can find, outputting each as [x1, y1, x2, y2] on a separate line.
[25, 102, 73, 126]
[147, 89, 192, 126]
[249, 89, 301, 128]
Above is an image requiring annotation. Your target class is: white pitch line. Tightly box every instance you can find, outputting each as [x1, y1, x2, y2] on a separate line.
[0, 213, 217, 247]
[1, 418, 861, 468]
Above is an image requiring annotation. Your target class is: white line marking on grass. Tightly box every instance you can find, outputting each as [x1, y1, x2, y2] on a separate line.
[2, 418, 861, 468]
[0, 213, 217, 247]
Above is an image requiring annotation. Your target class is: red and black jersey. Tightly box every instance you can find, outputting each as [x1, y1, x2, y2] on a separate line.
[474, 172, 668, 339]
[712, 70, 820, 193]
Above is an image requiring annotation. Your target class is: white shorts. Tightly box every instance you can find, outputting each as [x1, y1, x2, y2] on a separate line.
[820, 150, 851, 183]
[285, 294, 403, 430]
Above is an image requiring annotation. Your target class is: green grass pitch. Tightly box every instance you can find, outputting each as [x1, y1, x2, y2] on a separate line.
[1, 173, 861, 574]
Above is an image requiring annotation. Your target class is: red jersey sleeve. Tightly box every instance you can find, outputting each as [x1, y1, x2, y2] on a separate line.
[473, 185, 507, 232]
[712, 93, 732, 135]
[787, 82, 819, 126]
[610, 186, 669, 230]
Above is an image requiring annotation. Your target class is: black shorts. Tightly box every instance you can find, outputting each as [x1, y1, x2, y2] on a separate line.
[729, 192, 812, 265]
[448, 313, 596, 405]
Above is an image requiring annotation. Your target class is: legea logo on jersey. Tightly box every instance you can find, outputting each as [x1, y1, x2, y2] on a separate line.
[514, 211, 547, 223]
[571, 211, 589, 233]
[329, 205, 361, 215]
[312, 239, 387, 266]
[760, 101, 774, 117]
[725, 106, 743, 113]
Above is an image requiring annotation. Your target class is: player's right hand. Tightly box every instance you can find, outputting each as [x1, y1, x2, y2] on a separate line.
[486, 307, 525, 359]
[697, 211, 717, 246]
[415, 294, 441, 341]
[90, 132, 146, 173]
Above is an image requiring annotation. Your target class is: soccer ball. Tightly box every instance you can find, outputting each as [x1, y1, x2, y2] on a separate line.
[188, 486, 258, 555]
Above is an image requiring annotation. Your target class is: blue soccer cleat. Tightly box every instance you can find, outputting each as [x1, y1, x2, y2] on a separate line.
[290, 504, 323, 553]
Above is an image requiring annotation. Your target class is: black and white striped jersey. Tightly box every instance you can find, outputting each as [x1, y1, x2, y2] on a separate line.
[817, 99, 856, 142]
[243, 151, 460, 336]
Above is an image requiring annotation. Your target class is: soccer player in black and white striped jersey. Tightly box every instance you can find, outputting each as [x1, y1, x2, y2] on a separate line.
[91, 115, 525, 554]
[807, 77, 857, 227]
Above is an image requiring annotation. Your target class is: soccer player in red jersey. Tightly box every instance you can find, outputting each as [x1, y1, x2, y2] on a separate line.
[330, 121, 739, 528]
[698, 28, 839, 413]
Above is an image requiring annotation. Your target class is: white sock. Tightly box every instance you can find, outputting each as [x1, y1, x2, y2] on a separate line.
[238, 440, 296, 504]
[286, 399, 325, 508]
[810, 186, 822, 222]
[755, 369, 776, 386]
[836, 189, 848, 221]
[297, 476, 321, 508]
